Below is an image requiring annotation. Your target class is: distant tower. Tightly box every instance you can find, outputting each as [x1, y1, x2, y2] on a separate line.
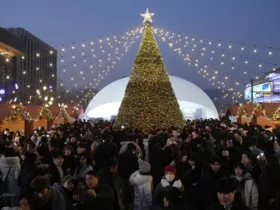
[116, 9, 185, 130]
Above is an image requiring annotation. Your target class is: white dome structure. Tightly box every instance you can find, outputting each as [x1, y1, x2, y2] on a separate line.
[82, 76, 219, 120]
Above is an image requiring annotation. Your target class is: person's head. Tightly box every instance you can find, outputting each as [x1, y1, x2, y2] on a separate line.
[77, 142, 88, 154]
[15, 131, 21, 137]
[70, 135, 77, 143]
[64, 144, 73, 156]
[234, 163, 246, 177]
[31, 176, 51, 199]
[85, 170, 99, 189]
[27, 142, 36, 152]
[79, 152, 91, 166]
[158, 137, 167, 148]
[62, 175, 74, 191]
[241, 152, 252, 166]
[57, 127, 64, 136]
[53, 151, 64, 167]
[138, 159, 151, 174]
[126, 142, 137, 155]
[164, 165, 176, 182]
[169, 134, 175, 142]
[216, 177, 236, 207]
[107, 158, 119, 174]
[48, 141, 56, 152]
[210, 156, 222, 173]
[18, 198, 31, 210]
[188, 154, 198, 166]
[26, 152, 39, 165]
[4, 147, 16, 157]
[226, 139, 233, 148]
[192, 129, 200, 138]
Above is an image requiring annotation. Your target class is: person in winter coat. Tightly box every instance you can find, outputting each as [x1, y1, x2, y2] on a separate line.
[94, 135, 117, 170]
[197, 156, 230, 209]
[48, 150, 65, 184]
[18, 153, 39, 199]
[62, 144, 76, 175]
[129, 159, 153, 210]
[118, 143, 139, 210]
[0, 147, 21, 207]
[241, 152, 261, 182]
[31, 176, 66, 210]
[153, 165, 187, 210]
[98, 158, 123, 210]
[232, 163, 258, 210]
[208, 177, 250, 210]
[150, 137, 171, 189]
[119, 141, 143, 159]
[74, 152, 93, 178]
[53, 175, 76, 210]
[78, 170, 114, 210]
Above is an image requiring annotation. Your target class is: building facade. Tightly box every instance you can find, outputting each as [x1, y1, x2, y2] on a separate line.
[0, 27, 25, 102]
[6, 28, 57, 103]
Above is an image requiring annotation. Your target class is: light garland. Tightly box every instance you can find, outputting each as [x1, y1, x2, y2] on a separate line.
[155, 29, 242, 102]
[233, 103, 280, 121]
[58, 103, 76, 123]
[58, 26, 141, 92]
[153, 26, 280, 103]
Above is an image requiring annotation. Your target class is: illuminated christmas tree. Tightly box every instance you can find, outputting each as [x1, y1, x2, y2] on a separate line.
[116, 9, 185, 130]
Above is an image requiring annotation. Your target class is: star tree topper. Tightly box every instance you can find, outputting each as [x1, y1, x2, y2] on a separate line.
[141, 9, 155, 23]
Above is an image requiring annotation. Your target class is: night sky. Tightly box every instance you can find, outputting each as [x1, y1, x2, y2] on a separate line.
[1, 0, 280, 94]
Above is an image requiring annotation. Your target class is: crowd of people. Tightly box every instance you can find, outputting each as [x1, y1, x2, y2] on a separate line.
[0, 119, 280, 210]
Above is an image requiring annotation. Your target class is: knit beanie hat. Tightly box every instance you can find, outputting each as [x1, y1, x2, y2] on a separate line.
[138, 159, 151, 173]
[164, 165, 176, 175]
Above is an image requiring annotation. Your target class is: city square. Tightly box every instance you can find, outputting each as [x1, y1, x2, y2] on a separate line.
[0, 1, 280, 210]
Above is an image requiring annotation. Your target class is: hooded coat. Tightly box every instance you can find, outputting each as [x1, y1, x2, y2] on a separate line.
[129, 170, 153, 210]
[233, 172, 259, 210]
[0, 156, 21, 197]
[32, 186, 66, 210]
[153, 177, 187, 210]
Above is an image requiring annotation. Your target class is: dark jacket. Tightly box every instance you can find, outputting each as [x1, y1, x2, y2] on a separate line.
[48, 164, 65, 185]
[150, 146, 171, 188]
[32, 187, 66, 210]
[80, 184, 114, 210]
[197, 165, 230, 208]
[118, 151, 139, 180]
[62, 154, 76, 175]
[94, 141, 117, 169]
[98, 168, 123, 210]
[18, 163, 38, 198]
[153, 177, 187, 210]
[208, 193, 250, 210]
[53, 183, 76, 210]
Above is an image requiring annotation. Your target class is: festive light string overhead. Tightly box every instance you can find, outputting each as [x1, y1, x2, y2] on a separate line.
[56, 26, 142, 105]
[58, 26, 141, 93]
[153, 27, 280, 103]
[153, 28, 243, 102]
[154, 27, 279, 81]
[154, 27, 279, 75]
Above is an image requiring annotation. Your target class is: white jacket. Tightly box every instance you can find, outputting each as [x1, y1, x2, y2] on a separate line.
[234, 173, 259, 210]
[129, 170, 153, 210]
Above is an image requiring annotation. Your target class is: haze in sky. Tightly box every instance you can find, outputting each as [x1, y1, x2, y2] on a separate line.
[0, 0, 279, 92]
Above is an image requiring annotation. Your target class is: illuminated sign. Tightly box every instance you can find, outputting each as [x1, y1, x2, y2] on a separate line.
[244, 82, 273, 100]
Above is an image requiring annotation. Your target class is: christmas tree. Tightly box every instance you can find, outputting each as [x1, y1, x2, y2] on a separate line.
[116, 9, 185, 130]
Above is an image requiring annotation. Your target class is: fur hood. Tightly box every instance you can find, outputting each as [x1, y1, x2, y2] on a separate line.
[232, 172, 252, 182]
[0, 156, 20, 167]
[129, 171, 152, 186]
[161, 177, 182, 189]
